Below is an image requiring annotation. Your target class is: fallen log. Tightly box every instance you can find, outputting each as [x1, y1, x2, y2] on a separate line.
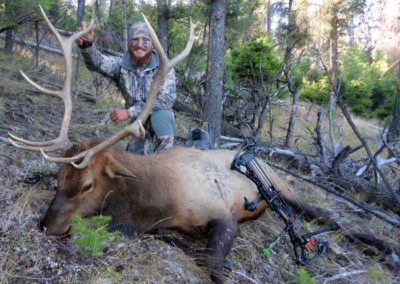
[267, 161, 400, 228]
[0, 34, 77, 58]
[0, 65, 96, 103]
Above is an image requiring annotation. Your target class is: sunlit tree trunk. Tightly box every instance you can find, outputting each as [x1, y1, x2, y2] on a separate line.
[264, 0, 272, 36]
[283, 0, 295, 147]
[328, 7, 341, 157]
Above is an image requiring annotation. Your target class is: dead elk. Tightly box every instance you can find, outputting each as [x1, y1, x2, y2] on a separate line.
[39, 139, 284, 282]
[39, 140, 400, 282]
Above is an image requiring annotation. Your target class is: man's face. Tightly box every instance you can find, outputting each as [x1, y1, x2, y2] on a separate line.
[129, 37, 152, 63]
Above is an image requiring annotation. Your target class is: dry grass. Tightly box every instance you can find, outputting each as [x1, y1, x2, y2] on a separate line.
[268, 100, 383, 159]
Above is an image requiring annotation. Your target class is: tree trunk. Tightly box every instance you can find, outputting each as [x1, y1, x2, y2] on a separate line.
[242, 0, 256, 42]
[282, 0, 298, 148]
[388, 63, 400, 141]
[255, 95, 270, 138]
[315, 108, 329, 166]
[75, 0, 86, 95]
[99, 0, 114, 50]
[203, 0, 225, 148]
[156, 0, 170, 53]
[109, 0, 115, 19]
[76, 0, 86, 27]
[4, 0, 14, 54]
[35, 21, 40, 66]
[122, 0, 128, 52]
[328, 7, 340, 157]
[264, 0, 272, 36]
[94, 0, 100, 19]
[285, 89, 299, 147]
[4, 29, 14, 54]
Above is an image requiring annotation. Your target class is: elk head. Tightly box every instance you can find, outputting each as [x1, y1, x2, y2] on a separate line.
[39, 139, 139, 236]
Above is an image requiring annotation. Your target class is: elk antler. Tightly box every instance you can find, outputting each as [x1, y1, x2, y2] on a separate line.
[8, 5, 95, 152]
[42, 15, 196, 168]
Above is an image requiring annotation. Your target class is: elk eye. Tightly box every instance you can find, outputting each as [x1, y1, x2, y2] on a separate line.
[81, 182, 93, 193]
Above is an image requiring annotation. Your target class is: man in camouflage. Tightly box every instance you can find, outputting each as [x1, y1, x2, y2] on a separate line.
[76, 21, 176, 155]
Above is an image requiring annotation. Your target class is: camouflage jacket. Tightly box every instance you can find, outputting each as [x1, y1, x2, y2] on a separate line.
[80, 44, 176, 120]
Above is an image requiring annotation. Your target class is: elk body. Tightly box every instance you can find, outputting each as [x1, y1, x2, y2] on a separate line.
[39, 139, 300, 283]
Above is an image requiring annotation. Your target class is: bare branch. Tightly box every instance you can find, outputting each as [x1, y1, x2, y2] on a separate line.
[337, 96, 400, 207]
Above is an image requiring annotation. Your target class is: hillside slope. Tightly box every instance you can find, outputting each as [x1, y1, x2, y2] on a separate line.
[0, 51, 399, 284]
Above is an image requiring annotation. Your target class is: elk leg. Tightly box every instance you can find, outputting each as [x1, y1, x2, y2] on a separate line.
[205, 218, 237, 284]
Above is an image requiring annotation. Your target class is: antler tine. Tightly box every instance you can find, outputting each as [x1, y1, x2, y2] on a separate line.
[169, 18, 195, 67]
[9, 132, 66, 148]
[55, 16, 196, 169]
[19, 70, 63, 98]
[8, 5, 95, 153]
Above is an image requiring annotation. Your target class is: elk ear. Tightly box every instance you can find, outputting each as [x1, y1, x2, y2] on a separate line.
[104, 157, 140, 181]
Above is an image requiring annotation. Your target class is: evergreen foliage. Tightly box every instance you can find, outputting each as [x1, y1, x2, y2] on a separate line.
[226, 37, 280, 85]
[294, 267, 317, 284]
[0, 0, 58, 30]
[340, 46, 373, 116]
[2, 0, 398, 120]
[71, 215, 123, 256]
[370, 51, 397, 119]
[299, 46, 397, 118]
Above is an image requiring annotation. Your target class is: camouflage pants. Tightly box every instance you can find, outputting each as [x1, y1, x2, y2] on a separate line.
[126, 134, 174, 155]
[126, 110, 174, 155]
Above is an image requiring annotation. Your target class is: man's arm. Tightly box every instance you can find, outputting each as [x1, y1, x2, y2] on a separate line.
[127, 102, 145, 121]
[80, 44, 121, 81]
[152, 68, 177, 111]
[76, 21, 121, 81]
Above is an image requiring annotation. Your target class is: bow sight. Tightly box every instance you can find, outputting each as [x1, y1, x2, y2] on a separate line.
[231, 139, 339, 265]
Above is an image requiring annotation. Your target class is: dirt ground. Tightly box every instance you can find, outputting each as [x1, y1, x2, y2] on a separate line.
[0, 53, 399, 284]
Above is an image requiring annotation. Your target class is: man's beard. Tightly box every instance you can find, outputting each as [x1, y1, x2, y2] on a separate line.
[130, 48, 151, 67]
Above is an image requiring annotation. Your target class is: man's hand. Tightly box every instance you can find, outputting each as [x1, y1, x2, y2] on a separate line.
[110, 109, 130, 123]
[76, 21, 95, 46]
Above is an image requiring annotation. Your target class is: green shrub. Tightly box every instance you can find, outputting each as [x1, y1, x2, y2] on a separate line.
[27, 165, 50, 175]
[300, 75, 328, 104]
[340, 46, 374, 117]
[225, 37, 280, 85]
[294, 267, 317, 284]
[71, 215, 123, 256]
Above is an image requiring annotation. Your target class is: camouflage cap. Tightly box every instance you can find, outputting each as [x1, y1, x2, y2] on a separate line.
[128, 21, 151, 41]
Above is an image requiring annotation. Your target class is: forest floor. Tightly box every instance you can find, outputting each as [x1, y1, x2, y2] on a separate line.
[0, 49, 399, 284]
